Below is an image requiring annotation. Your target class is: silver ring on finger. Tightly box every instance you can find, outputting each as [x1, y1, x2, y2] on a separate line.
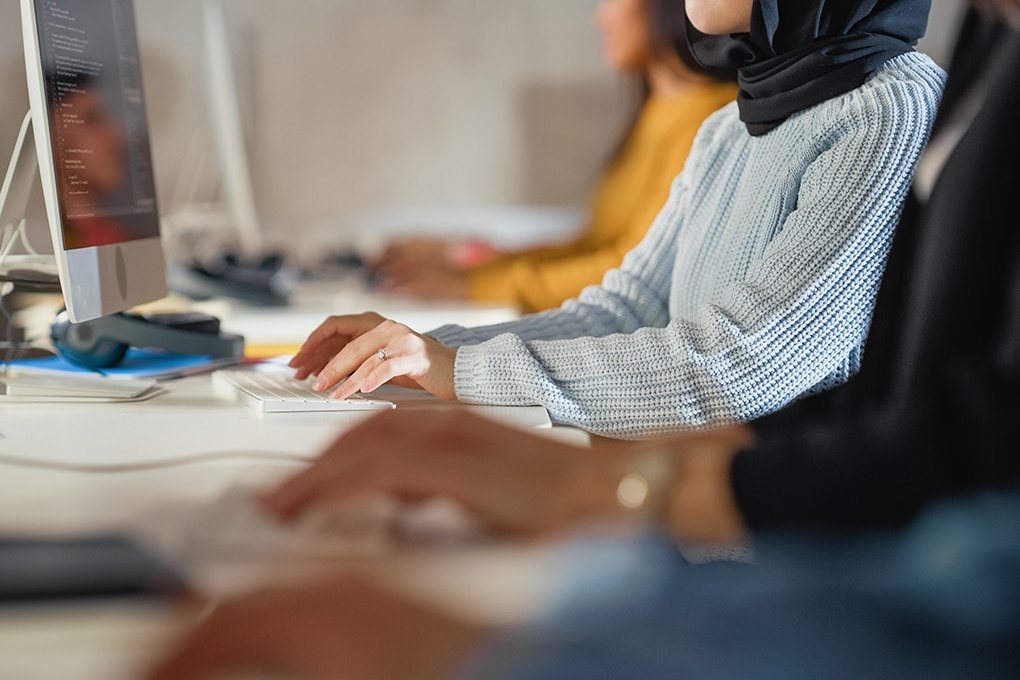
[376, 347, 389, 362]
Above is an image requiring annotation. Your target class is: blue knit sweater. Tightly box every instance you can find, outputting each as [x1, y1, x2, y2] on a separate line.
[430, 53, 946, 440]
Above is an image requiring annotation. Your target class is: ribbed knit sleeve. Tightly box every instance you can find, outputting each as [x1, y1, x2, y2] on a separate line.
[431, 54, 945, 439]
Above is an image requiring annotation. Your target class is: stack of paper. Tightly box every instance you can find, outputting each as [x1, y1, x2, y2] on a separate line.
[0, 372, 162, 403]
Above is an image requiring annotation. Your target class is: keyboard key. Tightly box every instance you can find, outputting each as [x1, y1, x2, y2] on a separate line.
[212, 368, 396, 413]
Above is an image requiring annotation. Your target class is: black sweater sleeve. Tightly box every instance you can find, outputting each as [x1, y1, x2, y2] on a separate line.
[733, 406, 950, 529]
[730, 17, 1020, 530]
[732, 350, 1019, 530]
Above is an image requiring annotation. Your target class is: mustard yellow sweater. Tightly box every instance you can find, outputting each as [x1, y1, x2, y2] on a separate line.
[468, 81, 737, 312]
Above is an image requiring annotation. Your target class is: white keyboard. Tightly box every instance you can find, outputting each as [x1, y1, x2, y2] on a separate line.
[212, 368, 396, 413]
[181, 486, 485, 561]
[182, 487, 395, 560]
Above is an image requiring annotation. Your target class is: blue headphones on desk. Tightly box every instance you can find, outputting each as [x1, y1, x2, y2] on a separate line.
[50, 310, 245, 370]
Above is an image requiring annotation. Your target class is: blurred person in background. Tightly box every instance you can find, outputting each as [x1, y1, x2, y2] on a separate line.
[374, 0, 737, 312]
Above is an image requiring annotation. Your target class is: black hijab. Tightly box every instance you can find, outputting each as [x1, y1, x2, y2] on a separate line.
[689, 1, 932, 135]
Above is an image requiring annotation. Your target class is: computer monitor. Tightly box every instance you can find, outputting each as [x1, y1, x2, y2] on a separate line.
[19, 0, 167, 323]
[161, 0, 261, 258]
[202, 0, 262, 257]
[159, 0, 296, 306]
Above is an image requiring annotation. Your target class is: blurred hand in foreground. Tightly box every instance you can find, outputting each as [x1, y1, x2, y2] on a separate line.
[263, 408, 752, 544]
[147, 576, 483, 680]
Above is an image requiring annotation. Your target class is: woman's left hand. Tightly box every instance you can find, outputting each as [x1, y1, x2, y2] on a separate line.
[289, 314, 458, 400]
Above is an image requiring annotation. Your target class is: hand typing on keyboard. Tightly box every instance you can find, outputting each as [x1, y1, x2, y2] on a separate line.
[212, 368, 397, 413]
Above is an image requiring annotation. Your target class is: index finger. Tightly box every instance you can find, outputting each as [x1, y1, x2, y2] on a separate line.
[289, 313, 383, 366]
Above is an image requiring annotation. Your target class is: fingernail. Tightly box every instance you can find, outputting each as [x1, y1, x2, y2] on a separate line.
[313, 378, 327, 391]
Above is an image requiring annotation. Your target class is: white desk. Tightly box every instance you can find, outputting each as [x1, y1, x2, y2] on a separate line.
[0, 283, 588, 678]
[0, 372, 349, 678]
[212, 275, 519, 352]
[0, 366, 589, 679]
[0, 373, 582, 536]
[0, 280, 548, 542]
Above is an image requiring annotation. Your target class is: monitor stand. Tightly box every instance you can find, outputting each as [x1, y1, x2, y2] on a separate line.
[0, 111, 57, 285]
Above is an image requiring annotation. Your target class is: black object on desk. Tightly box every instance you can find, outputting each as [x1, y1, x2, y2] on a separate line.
[51, 309, 246, 370]
[168, 251, 300, 307]
[0, 535, 186, 603]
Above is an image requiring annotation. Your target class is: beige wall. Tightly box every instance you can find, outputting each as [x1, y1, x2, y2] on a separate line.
[0, 1, 964, 254]
[2, 0, 625, 252]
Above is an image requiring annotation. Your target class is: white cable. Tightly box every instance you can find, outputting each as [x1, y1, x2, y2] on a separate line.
[0, 113, 31, 213]
[0, 225, 17, 265]
[16, 218, 39, 256]
[0, 450, 312, 473]
[0, 219, 35, 265]
[0, 112, 33, 232]
[169, 127, 211, 211]
[1, 111, 44, 271]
